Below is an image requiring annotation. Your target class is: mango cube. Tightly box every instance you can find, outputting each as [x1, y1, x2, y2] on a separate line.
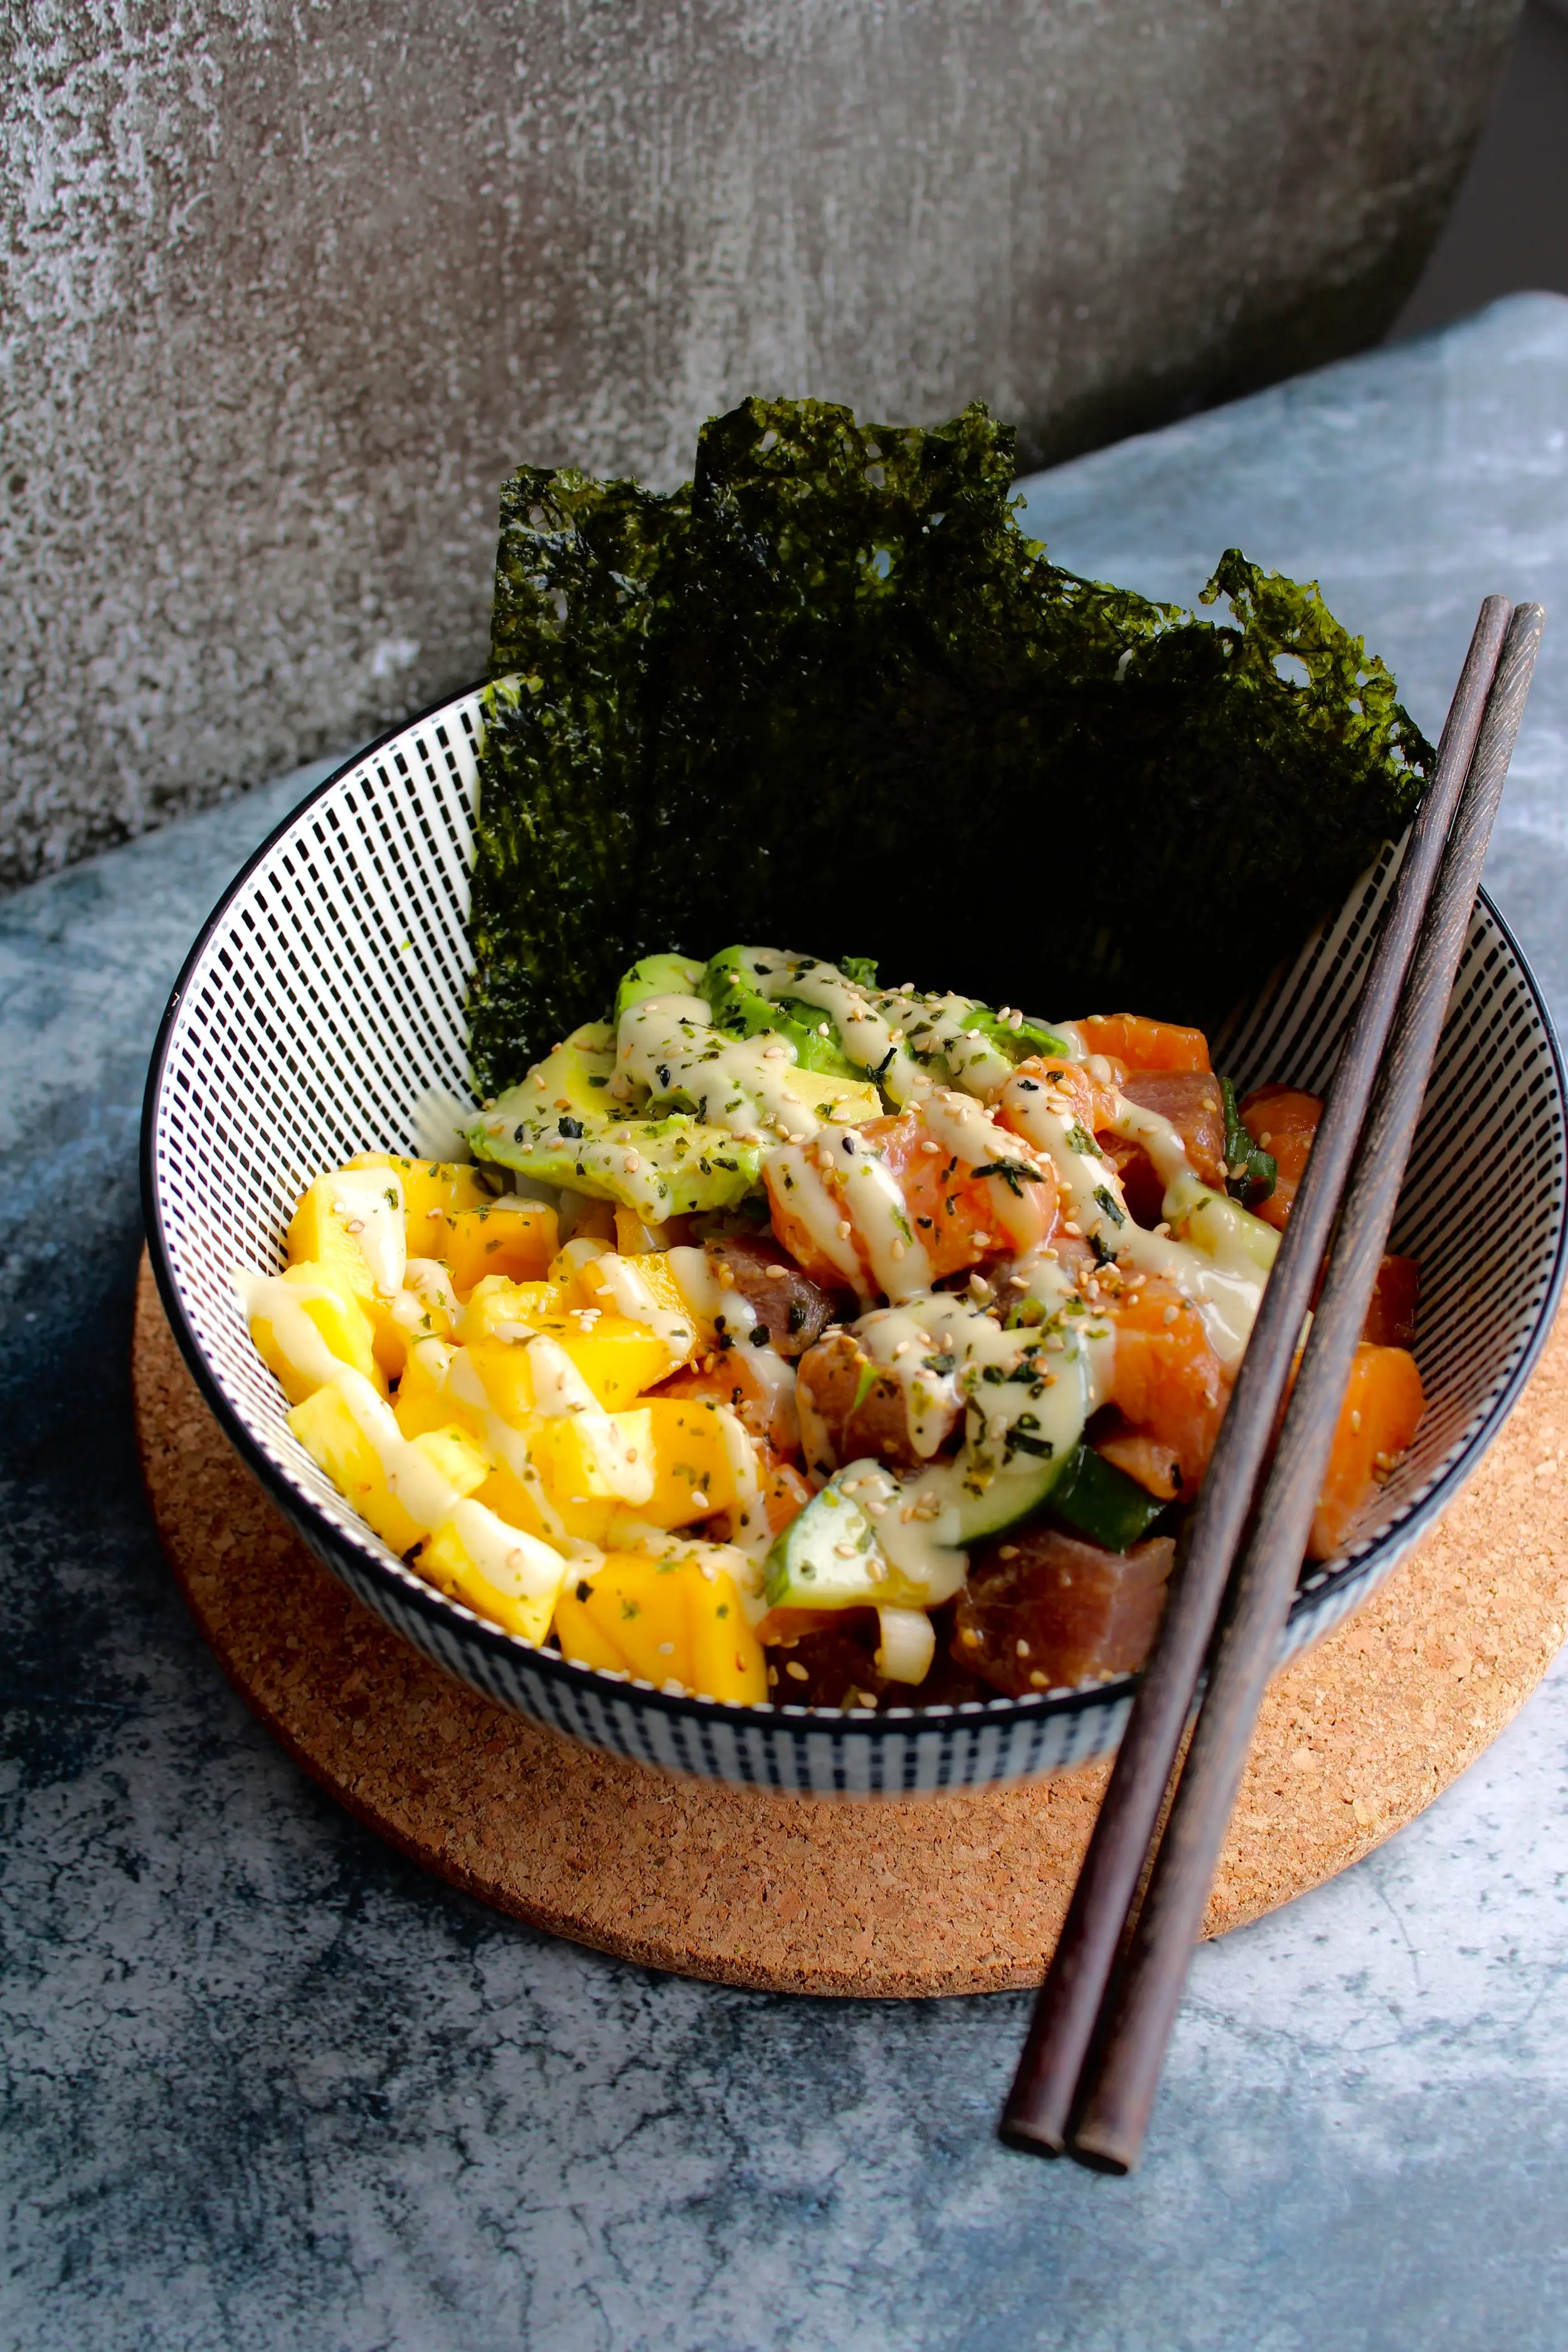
[418, 1503, 568, 1645]
[285, 1175, 381, 1298]
[247, 1262, 384, 1404]
[346, 1152, 499, 1240]
[638, 1397, 743, 1527]
[553, 1550, 766, 1703]
[475, 1458, 619, 1549]
[289, 1381, 490, 1554]
[393, 1335, 458, 1440]
[437, 1199, 559, 1292]
[462, 1279, 683, 1415]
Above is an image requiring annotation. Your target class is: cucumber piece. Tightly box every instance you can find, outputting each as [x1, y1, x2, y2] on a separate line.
[763, 1468, 931, 1611]
[1046, 1444, 1170, 1552]
[949, 1446, 1066, 1544]
[765, 1477, 881, 1609]
[949, 1337, 1091, 1542]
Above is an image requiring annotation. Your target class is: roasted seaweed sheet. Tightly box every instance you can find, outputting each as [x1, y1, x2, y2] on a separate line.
[468, 398, 1428, 1096]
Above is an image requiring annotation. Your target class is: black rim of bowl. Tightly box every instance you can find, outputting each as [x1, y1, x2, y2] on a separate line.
[140, 692, 1568, 1740]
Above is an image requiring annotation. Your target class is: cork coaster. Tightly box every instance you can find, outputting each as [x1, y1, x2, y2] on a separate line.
[133, 1254, 1568, 1997]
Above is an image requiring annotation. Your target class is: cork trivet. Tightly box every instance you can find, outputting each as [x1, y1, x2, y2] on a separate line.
[133, 1254, 1568, 1997]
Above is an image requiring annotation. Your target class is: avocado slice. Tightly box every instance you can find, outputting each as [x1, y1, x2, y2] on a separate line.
[614, 953, 706, 1027]
[470, 1107, 763, 1222]
[468, 1020, 765, 1219]
[703, 946, 861, 1079]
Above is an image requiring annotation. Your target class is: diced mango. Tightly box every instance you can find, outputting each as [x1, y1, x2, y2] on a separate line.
[580, 1248, 707, 1347]
[285, 1175, 379, 1297]
[289, 1381, 490, 1555]
[462, 1335, 541, 1425]
[546, 1237, 613, 1302]
[462, 1285, 682, 1416]
[464, 1274, 568, 1341]
[551, 1318, 680, 1409]
[531, 1407, 655, 1508]
[418, 1502, 568, 1645]
[346, 1152, 498, 1237]
[637, 1397, 743, 1527]
[248, 1262, 384, 1404]
[553, 1549, 766, 1702]
[393, 1335, 458, 1440]
[437, 1199, 559, 1292]
[475, 1459, 619, 1547]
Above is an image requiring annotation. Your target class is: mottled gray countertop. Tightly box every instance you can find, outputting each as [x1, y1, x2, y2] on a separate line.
[4, 295, 1568, 2352]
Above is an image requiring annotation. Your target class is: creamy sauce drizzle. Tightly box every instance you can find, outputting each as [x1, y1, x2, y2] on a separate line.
[328, 1168, 407, 1295]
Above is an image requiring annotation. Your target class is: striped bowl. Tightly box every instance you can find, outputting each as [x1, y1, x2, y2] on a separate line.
[142, 691, 1568, 1797]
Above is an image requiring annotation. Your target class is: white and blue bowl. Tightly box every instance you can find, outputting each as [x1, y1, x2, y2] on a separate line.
[142, 690, 1568, 1796]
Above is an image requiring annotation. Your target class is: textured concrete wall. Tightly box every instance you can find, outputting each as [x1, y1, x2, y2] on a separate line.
[1, 0, 1520, 887]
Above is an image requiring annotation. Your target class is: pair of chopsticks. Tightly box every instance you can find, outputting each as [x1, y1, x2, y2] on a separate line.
[1002, 593, 1546, 2175]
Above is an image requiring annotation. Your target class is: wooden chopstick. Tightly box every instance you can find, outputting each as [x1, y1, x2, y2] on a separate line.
[1000, 593, 1518, 2161]
[1067, 600, 1545, 2172]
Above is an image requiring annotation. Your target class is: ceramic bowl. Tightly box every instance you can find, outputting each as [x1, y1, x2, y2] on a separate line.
[142, 690, 1568, 1796]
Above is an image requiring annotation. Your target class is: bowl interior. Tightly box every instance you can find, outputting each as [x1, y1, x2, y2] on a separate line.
[144, 691, 1568, 1768]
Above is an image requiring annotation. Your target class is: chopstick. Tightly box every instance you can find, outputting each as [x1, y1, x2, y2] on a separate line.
[1066, 598, 1545, 2171]
[1000, 593, 1539, 2164]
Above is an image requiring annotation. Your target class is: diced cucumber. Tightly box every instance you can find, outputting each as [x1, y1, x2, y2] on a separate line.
[949, 1447, 1066, 1544]
[1045, 1444, 1170, 1552]
[763, 1470, 929, 1611]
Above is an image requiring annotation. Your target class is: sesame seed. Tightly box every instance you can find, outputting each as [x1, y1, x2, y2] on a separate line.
[890, 1238, 906, 1260]
[786, 1661, 810, 1682]
[999, 1543, 1020, 1559]
[1350, 1409, 1362, 1433]
[1016, 1638, 1031, 1657]
[623, 1150, 641, 1173]
[1163, 1303, 1179, 1325]
[834, 1542, 858, 1559]
[1029, 1670, 1049, 1689]
[765, 1263, 790, 1279]
[657, 1641, 674, 1656]
[838, 1219, 853, 1239]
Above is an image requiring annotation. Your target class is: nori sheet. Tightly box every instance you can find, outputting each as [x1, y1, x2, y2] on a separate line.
[467, 397, 1429, 1097]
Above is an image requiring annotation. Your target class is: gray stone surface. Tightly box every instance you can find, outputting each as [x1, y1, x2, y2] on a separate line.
[1, 0, 1519, 889]
[4, 297, 1568, 2349]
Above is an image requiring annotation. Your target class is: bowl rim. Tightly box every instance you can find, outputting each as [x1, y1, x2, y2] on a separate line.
[140, 688, 1568, 1737]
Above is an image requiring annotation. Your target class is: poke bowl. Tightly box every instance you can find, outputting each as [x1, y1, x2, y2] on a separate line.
[141, 686, 1568, 1798]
